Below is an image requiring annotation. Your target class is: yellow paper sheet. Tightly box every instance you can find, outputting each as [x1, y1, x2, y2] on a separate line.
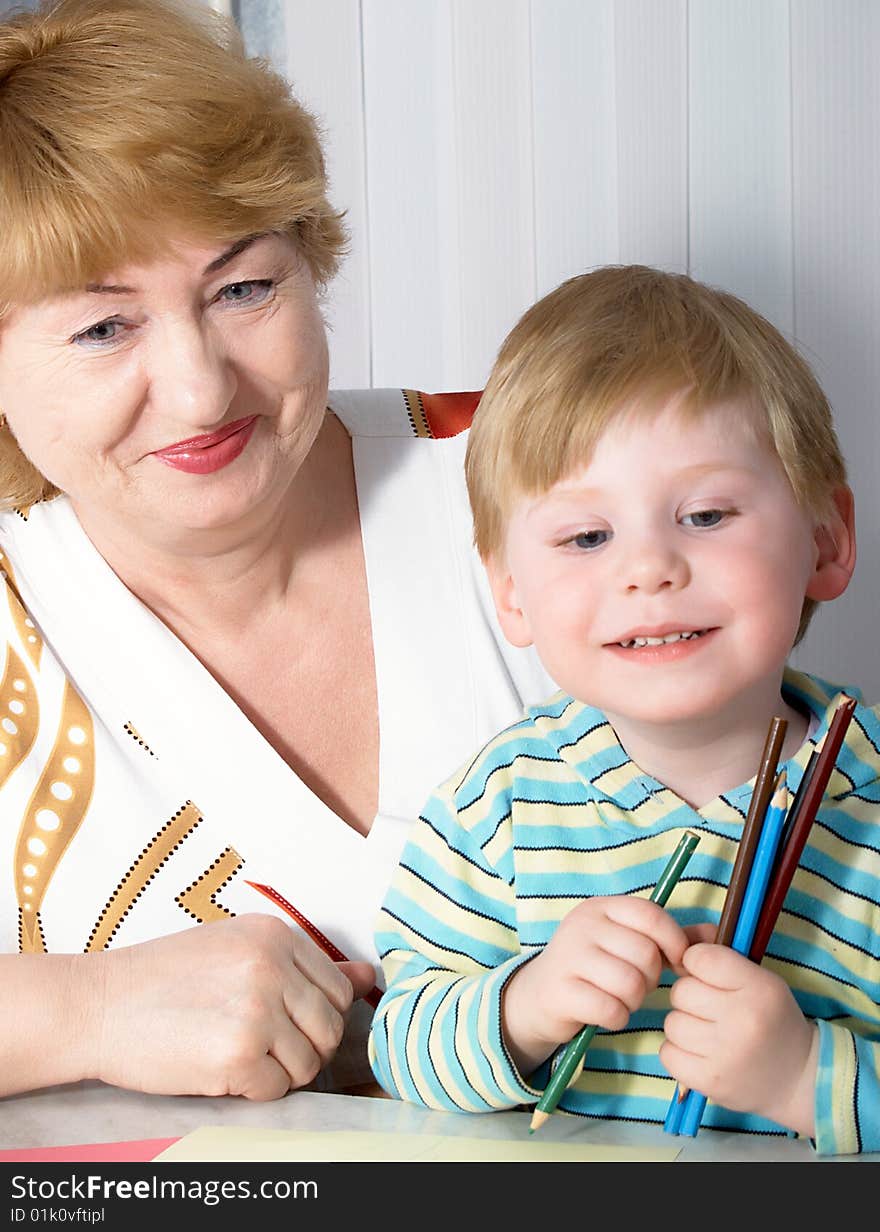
[154, 1125, 679, 1163]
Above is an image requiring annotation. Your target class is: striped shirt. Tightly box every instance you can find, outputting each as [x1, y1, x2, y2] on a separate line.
[368, 668, 880, 1155]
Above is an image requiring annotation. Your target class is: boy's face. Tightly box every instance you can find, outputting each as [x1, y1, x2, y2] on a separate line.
[487, 394, 847, 729]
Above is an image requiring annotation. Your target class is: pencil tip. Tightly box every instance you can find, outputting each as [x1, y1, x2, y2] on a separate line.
[772, 771, 787, 804]
[530, 1111, 548, 1133]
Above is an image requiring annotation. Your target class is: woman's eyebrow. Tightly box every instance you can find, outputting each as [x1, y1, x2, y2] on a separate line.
[202, 232, 270, 275]
[84, 232, 271, 295]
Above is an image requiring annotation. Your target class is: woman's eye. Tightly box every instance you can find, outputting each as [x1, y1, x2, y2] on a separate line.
[72, 318, 124, 347]
[568, 529, 609, 551]
[682, 509, 727, 528]
[217, 279, 274, 305]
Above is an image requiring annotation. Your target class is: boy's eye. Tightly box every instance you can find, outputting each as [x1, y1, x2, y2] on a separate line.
[567, 529, 609, 550]
[681, 509, 727, 528]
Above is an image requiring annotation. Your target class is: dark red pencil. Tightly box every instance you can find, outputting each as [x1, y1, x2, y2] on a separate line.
[748, 696, 857, 961]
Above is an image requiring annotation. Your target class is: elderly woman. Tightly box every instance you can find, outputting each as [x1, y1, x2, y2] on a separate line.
[0, 0, 550, 1100]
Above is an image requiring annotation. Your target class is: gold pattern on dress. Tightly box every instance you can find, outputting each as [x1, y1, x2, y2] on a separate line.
[15, 682, 95, 954]
[122, 721, 157, 758]
[402, 389, 431, 437]
[17, 906, 47, 954]
[176, 846, 244, 924]
[0, 550, 43, 670]
[86, 801, 202, 952]
[0, 645, 38, 790]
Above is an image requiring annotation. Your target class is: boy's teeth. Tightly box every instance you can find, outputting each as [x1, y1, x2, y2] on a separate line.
[619, 630, 706, 648]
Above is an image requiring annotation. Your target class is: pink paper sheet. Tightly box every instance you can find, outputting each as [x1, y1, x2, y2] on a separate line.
[0, 1137, 180, 1162]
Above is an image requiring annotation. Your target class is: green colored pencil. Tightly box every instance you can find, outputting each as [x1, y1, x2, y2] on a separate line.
[529, 828, 701, 1134]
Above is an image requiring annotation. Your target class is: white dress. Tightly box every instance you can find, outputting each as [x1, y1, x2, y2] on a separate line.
[0, 388, 553, 1087]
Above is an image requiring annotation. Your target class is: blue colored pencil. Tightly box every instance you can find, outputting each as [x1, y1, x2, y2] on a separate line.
[669, 772, 789, 1138]
[731, 770, 789, 951]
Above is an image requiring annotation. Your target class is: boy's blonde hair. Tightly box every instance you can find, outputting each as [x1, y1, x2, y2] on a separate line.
[0, 0, 346, 507]
[465, 265, 847, 645]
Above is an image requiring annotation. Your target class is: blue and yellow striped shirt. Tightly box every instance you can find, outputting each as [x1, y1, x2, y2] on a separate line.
[369, 668, 880, 1155]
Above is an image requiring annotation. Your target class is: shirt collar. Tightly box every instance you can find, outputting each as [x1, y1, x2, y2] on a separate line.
[528, 667, 876, 812]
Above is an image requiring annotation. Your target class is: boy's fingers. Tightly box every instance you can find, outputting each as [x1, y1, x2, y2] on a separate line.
[603, 896, 690, 966]
[575, 949, 653, 1014]
[666, 923, 717, 974]
[668, 974, 722, 1020]
[680, 941, 754, 988]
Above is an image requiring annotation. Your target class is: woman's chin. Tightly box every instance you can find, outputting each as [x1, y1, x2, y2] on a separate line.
[146, 464, 288, 536]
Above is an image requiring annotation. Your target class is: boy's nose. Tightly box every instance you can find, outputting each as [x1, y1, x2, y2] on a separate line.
[622, 545, 691, 594]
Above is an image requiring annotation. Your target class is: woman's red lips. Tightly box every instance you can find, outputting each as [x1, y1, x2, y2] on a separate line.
[154, 416, 257, 455]
[152, 415, 258, 474]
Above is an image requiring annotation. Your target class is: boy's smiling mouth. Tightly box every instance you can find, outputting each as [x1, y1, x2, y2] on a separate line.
[606, 626, 719, 655]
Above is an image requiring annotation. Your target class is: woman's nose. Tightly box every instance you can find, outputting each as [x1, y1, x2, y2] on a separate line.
[150, 322, 237, 428]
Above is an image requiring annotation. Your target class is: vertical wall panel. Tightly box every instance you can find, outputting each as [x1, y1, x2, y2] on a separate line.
[688, 0, 793, 335]
[450, 0, 535, 389]
[231, 0, 284, 65]
[362, 0, 462, 391]
[614, 0, 688, 271]
[531, 0, 618, 298]
[284, 1, 371, 388]
[788, 0, 880, 695]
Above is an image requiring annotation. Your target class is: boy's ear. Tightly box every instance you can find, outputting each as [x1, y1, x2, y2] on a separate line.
[484, 554, 534, 648]
[805, 485, 856, 602]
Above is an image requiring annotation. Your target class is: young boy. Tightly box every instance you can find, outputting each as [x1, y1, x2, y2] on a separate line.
[367, 265, 880, 1155]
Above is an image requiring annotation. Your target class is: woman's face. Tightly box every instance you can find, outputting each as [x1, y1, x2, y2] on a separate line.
[0, 232, 330, 541]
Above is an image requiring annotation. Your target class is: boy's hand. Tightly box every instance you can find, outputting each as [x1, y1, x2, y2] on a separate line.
[660, 942, 819, 1137]
[501, 895, 691, 1079]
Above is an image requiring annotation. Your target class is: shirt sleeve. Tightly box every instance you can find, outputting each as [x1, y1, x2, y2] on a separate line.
[814, 1017, 880, 1154]
[367, 779, 545, 1111]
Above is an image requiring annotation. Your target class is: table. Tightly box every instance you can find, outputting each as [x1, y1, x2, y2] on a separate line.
[3, 1081, 876, 1231]
[0, 1079, 872, 1162]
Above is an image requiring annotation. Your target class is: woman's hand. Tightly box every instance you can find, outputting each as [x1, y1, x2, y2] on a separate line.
[660, 942, 819, 1137]
[87, 914, 378, 1100]
[501, 895, 692, 1079]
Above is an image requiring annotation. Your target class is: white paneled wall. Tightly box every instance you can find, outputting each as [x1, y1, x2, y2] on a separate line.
[688, 0, 794, 334]
[263, 0, 878, 696]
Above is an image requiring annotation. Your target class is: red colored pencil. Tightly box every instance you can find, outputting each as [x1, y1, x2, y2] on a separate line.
[748, 696, 857, 961]
[246, 880, 383, 1009]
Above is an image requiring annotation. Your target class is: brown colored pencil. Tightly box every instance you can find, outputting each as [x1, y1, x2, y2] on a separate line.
[715, 715, 788, 944]
[748, 696, 857, 962]
[675, 714, 787, 1103]
[767, 727, 827, 886]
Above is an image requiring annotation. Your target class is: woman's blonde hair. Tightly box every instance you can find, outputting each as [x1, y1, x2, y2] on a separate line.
[465, 264, 848, 644]
[0, 0, 346, 506]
